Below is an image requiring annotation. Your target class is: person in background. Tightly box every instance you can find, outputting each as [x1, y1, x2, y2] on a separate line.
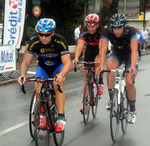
[74, 24, 82, 45]
[141, 27, 148, 52]
[136, 27, 143, 60]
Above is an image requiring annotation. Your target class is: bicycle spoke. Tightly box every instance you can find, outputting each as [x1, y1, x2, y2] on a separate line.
[110, 92, 119, 142]
[121, 86, 129, 134]
[83, 83, 90, 124]
[34, 100, 50, 146]
[92, 82, 98, 119]
[29, 91, 36, 139]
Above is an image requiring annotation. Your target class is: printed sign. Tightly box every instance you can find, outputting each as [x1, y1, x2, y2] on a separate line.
[3, 0, 26, 49]
[0, 45, 16, 73]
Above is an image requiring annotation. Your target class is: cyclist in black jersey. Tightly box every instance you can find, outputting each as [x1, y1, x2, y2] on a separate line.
[72, 13, 104, 113]
[96, 14, 138, 124]
[17, 18, 71, 132]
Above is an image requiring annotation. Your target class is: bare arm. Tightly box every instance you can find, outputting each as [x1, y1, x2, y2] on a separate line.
[74, 39, 85, 61]
[99, 39, 109, 68]
[56, 54, 71, 84]
[20, 52, 34, 76]
[130, 38, 138, 74]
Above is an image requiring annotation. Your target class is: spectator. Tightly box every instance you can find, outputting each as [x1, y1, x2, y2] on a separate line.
[74, 24, 82, 45]
[141, 27, 148, 52]
[136, 27, 143, 60]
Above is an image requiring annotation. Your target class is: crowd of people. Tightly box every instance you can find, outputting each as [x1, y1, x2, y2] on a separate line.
[17, 12, 148, 133]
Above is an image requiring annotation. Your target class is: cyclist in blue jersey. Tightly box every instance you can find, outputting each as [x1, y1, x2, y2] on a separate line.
[96, 14, 138, 124]
[17, 18, 71, 132]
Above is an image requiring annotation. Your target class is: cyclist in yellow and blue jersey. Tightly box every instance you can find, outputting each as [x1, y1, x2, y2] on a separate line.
[17, 18, 71, 132]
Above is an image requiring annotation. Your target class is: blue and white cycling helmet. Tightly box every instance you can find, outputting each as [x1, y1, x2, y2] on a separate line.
[35, 18, 56, 32]
[110, 14, 127, 27]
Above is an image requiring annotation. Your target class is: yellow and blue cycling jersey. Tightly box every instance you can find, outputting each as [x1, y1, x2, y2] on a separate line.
[27, 33, 70, 71]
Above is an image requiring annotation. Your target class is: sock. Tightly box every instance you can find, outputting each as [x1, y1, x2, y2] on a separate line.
[58, 114, 64, 120]
[128, 100, 136, 112]
[108, 89, 113, 101]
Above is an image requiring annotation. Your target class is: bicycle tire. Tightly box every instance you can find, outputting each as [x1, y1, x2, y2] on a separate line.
[121, 86, 129, 134]
[91, 82, 98, 119]
[110, 89, 120, 142]
[34, 99, 50, 146]
[83, 82, 90, 124]
[53, 128, 65, 146]
[29, 90, 36, 139]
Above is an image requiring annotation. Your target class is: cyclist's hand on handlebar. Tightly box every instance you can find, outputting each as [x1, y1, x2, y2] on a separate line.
[54, 74, 65, 85]
[96, 66, 104, 76]
[129, 68, 137, 76]
[17, 75, 26, 85]
[71, 59, 78, 68]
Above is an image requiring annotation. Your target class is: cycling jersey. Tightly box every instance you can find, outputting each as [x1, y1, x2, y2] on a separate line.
[27, 33, 70, 73]
[102, 26, 137, 54]
[79, 26, 103, 63]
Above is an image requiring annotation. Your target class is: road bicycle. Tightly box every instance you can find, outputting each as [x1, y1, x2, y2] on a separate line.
[75, 61, 102, 125]
[100, 66, 135, 142]
[21, 77, 64, 146]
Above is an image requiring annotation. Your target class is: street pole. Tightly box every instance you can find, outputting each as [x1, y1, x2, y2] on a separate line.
[143, 0, 146, 27]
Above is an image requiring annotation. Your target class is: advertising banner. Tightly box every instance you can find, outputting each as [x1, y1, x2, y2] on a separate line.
[3, 0, 26, 49]
[0, 45, 16, 73]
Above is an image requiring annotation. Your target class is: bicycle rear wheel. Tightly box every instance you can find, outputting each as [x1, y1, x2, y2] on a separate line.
[110, 90, 120, 142]
[29, 90, 36, 139]
[121, 86, 129, 134]
[83, 82, 90, 124]
[34, 99, 50, 146]
[92, 82, 98, 119]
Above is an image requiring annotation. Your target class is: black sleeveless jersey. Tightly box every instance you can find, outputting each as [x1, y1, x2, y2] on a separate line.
[102, 26, 137, 53]
[27, 33, 70, 70]
[79, 26, 103, 56]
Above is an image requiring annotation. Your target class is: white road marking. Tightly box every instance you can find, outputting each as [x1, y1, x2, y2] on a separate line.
[0, 121, 29, 136]
[27, 71, 36, 75]
[0, 100, 81, 136]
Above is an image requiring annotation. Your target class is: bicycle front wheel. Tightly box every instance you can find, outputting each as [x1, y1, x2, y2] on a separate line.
[110, 90, 120, 142]
[83, 82, 90, 124]
[52, 105, 65, 146]
[121, 86, 129, 134]
[92, 82, 98, 119]
[29, 90, 36, 139]
[34, 99, 50, 146]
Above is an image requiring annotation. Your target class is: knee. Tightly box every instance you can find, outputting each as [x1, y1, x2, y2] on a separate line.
[126, 80, 134, 88]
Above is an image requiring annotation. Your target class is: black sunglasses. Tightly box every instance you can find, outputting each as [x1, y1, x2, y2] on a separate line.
[38, 32, 52, 37]
[112, 26, 123, 29]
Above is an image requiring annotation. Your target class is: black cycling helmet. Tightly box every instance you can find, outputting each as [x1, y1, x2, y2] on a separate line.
[110, 14, 127, 27]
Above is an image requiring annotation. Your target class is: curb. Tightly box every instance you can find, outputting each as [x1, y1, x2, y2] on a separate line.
[0, 75, 35, 87]
[0, 52, 149, 86]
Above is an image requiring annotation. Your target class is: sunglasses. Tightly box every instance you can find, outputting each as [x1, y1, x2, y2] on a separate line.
[112, 26, 123, 29]
[38, 32, 52, 37]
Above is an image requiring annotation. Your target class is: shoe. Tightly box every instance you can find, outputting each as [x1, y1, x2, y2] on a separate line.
[55, 119, 66, 133]
[40, 114, 46, 129]
[98, 84, 104, 95]
[143, 49, 145, 52]
[106, 101, 111, 111]
[127, 111, 137, 124]
[80, 108, 83, 114]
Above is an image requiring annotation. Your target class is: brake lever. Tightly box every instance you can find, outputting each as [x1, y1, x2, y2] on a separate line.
[21, 77, 26, 94]
[131, 69, 135, 83]
[55, 76, 63, 93]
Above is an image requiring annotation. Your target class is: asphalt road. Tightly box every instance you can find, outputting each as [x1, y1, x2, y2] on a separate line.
[0, 54, 150, 146]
